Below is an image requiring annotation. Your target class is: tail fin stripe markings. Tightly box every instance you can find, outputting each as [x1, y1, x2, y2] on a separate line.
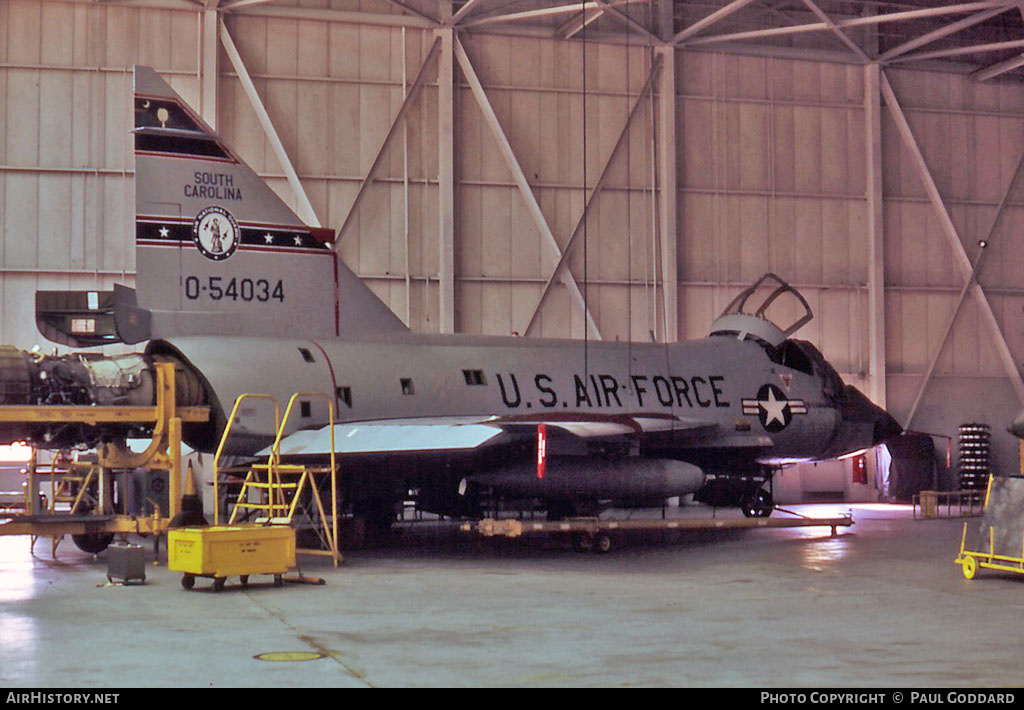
[136, 224, 332, 251]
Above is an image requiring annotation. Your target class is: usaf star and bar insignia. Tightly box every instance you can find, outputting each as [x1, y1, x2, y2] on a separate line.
[742, 383, 807, 433]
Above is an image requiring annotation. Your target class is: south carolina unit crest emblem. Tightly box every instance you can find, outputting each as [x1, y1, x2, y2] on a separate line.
[192, 206, 240, 261]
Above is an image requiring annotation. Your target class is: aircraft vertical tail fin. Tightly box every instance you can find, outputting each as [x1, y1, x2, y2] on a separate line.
[126, 65, 408, 342]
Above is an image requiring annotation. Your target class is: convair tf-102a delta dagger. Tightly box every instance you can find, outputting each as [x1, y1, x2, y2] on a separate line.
[0, 67, 901, 533]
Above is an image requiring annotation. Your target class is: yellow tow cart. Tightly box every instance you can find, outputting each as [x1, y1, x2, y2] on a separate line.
[168, 524, 295, 591]
[955, 475, 1024, 580]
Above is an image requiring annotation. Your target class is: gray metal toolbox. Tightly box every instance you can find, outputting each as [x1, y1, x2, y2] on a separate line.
[106, 542, 146, 584]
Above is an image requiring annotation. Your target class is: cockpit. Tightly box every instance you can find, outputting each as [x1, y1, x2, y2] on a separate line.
[708, 274, 843, 401]
[708, 273, 812, 347]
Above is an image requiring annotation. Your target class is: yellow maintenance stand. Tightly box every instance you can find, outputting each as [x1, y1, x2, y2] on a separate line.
[955, 474, 1024, 580]
[0, 362, 208, 556]
[168, 392, 340, 591]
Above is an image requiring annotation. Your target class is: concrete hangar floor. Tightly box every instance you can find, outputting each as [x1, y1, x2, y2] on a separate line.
[0, 504, 1014, 688]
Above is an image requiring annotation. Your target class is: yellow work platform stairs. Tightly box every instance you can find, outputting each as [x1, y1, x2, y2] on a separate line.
[26, 452, 101, 519]
[31, 454, 109, 556]
[220, 393, 340, 565]
[167, 392, 341, 592]
[43, 456, 96, 513]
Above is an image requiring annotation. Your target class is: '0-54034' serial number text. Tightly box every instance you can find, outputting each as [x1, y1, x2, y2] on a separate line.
[184, 276, 284, 302]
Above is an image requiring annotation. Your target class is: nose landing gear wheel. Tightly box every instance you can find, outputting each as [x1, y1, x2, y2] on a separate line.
[572, 533, 594, 553]
[741, 489, 774, 518]
[572, 532, 612, 553]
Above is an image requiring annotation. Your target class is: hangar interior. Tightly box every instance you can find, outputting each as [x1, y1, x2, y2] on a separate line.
[5, 0, 1024, 690]
[5, 0, 1024, 503]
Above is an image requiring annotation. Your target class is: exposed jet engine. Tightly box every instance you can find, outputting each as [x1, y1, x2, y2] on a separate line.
[0, 346, 205, 449]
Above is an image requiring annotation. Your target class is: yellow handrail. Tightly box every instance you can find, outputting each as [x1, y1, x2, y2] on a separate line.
[212, 390, 340, 565]
[213, 394, 281, 526]
[272, 393, 337, 556]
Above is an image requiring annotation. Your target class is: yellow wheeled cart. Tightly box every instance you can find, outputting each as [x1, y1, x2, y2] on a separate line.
[954, 524, 1024, 580]
[954, 475, 1024, 580]
[168, 391, 339, 591]
[167, 524, 296, 591]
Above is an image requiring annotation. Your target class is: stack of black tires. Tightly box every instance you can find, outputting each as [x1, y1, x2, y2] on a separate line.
[958, 423, 990, 492]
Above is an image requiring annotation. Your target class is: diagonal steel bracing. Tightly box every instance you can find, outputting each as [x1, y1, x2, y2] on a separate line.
[974, 52, 1024, 80]
[673, 0, 759, 44]
[558, 6, 604, 38]
[880, 70, 1024, 424]
[591, 0, 658, 43]
[800, 0, 869, 62]
[219, 18, 321, 227]
[679, 1, 1015, 48]
[893, 38, 1024, 63]
[335, 38, 442, 245]
[454, 36, 602, 340]
[523, 56, 662, 337]
[878, 5, 1011, 61]
[461, 1, 646, 29]
[451, 0, 486, 25]
[902, 138, 1024, 429]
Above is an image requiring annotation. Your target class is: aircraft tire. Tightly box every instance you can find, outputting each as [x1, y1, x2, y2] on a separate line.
[741, 489, 774, 519]
[572, 533, 594, 553]
[352, 498, 398, 542]
[71, 533, 114, 554]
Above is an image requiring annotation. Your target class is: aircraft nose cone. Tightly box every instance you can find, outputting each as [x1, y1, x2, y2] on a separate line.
[872, 409, 903, 447]
[841, 385, 902, 443]
[826, 385, 902, 457]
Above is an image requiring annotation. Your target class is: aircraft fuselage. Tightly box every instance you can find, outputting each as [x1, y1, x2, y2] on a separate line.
[153, 331, 841, 468]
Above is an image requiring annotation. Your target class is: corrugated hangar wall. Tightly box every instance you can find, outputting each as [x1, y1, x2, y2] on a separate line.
[883, 66, 1024, 482]
[2, 0, 1024, 482]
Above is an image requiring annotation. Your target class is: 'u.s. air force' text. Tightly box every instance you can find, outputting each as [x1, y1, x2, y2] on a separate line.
[494, 373, 729, 410]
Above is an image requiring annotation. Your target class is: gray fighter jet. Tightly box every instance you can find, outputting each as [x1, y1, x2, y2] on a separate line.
[0, 67, 900, 525]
